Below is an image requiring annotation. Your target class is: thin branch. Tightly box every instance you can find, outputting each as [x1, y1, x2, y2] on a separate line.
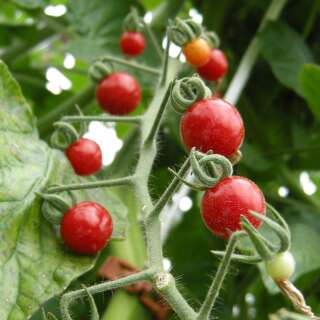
[101, 55, 160, 75]
[142, 20, 163, 61]
[197, 232, 246, 319]
[61, 115, 142, 124]
[160, 28, 170, 85]
[61, 269, 155, 320]
[38, 84, 95, 135]
[47, 176, 133, 193]
[145, 82, 172, 144]
[149, 156, 190, 219]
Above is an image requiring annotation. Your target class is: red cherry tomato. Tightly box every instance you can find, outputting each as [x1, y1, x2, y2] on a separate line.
[96, 72, 141, 115]
[120, 31, 145, 56]
[197, 48, 228, 81]
[180, 98, 244, 157]
[61, 202, 113, 255]
[66, 138, 102, 176]
[201, 176, 266, 239]
[183, 38, 211, 67]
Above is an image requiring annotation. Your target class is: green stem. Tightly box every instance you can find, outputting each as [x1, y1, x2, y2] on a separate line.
[160, 30, 170, 85]
[61, 269, 155, 320]
[224, 0, 288, 105]
[101, 55, 160, 75]
[61, 115, 142, 124]
[149, 156, 190, 218]
[155, 273, 197, 320]
[47, 176, 133, 193]
[142, 21, 163, 61]
[38, 84, 95, 135]
[197, 233, 244, 319]
[145, 82, 172, 143]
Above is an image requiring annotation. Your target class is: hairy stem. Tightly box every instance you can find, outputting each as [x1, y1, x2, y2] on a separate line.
[150, 156, 190, 218]
[154, 273, 197, 320]
[61, 269, 155, 320]
[47, 176, 133, 193]
[61, 115, 142, 123]
[142, 20, 163, 61]
[38, 84, 95, 135]
[101, 55, 160, 75]
[197, 233, 245, 319]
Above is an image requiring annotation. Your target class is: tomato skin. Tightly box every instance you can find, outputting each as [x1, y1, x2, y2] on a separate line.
[266, 252, 295, 281]
[201, 176, 266, 239]
[197, 48, 228, 81]
[183, 38, 211, 67]
[120, 31, 145, 56]
[96, 72, 141, 115]
[180, 98, 244, 157]
[66, 138, 102, 176]
[61, 202, 113, 255]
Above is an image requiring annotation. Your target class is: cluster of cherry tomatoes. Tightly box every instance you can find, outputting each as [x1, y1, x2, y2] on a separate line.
[56, 17, 297, 282]
[60, 24, 263, 257]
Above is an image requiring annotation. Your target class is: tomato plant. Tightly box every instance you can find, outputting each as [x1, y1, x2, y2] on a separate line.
[1, 1, 320, 320]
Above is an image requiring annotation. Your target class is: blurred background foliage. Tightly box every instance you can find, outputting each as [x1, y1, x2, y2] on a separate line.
[1, 0, 320, 319]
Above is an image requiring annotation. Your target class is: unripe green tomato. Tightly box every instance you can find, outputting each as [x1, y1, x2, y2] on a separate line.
[266, 251, 295, 281]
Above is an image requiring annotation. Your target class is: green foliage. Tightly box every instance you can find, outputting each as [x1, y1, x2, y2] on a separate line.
[299, 64, 320, 120]
[1, 0, 320, 319]
[259, 21, 313, 95]
[0, 60, 127, 319]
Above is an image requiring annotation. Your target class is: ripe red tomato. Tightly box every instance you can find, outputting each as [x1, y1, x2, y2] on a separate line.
[180, 98, 244, 157]
[66, 138, 102, 176]
[96, 72, 141, 115]
[197, 48, 228, 81]
[120, 31, 145, 56]
[183, 38, 211, 67]
[61, 202, 113, 255]
[201, 176, 266, 239]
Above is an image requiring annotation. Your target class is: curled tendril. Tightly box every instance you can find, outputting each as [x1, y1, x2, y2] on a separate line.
[50, 121, 79, 150]
[89, 58, 114, 83]
[169, 75, 212, 113]
[202, 30, 220, 48]
[169, 148, 233, 191]
[123, 7, 142, 32]
[169, 18, 203, 46]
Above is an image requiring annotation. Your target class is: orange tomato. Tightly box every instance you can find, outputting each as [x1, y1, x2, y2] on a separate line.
[183, 38, 211, 67]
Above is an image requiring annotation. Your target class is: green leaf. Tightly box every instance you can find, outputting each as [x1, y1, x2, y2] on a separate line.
[11, 0, 44, 9]
[0, 60, 127, 319]
[0, 1, 35, 26]
[66, 0, 137, 62]
[299, 64, 320, 120]
[259, 21, 313, 95]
